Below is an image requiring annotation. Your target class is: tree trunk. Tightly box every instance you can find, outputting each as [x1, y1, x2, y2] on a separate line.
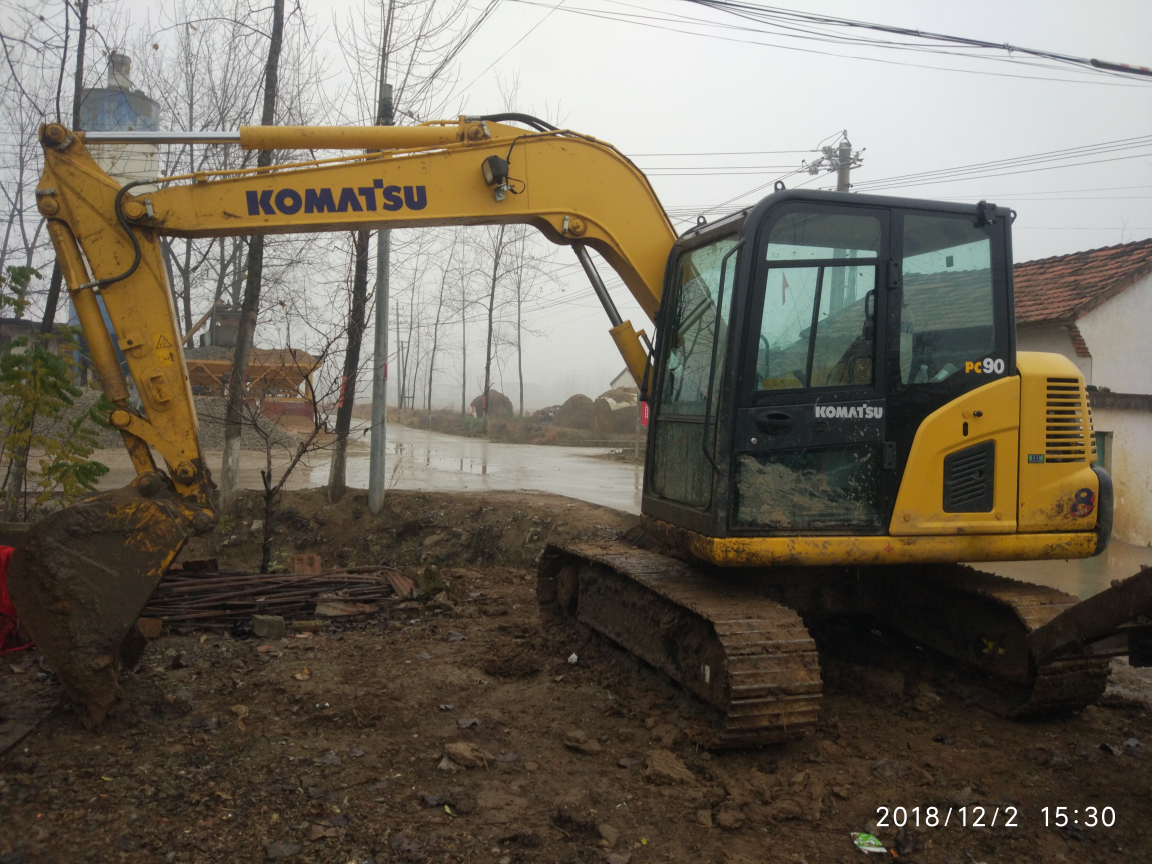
[327, 230, 371, 502]
[39, 0, 89, 334]
[219, 0, 284, 515]
[481, 225, 505, 434]
[517, 292, 524, 418]
[181, 239, 193, 334]
[460, 289, 467, 415]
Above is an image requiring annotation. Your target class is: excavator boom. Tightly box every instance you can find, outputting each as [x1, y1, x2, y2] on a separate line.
[14, 116, 678, 724]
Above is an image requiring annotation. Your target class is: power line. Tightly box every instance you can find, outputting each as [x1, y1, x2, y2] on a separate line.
[504, 0, 1149, 87]
[682, 0, 1152, 81]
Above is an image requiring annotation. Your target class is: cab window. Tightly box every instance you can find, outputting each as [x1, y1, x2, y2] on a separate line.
[755, 210, 882, 392]
[650, 235, 738, 508]
[899, 214, 996, 385]
[658, 237, 738, 415]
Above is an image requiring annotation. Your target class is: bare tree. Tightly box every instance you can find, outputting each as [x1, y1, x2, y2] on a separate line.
[220, 0, 285, 515]
[425, 230, 459, 413]
[477, 224, 508, 433]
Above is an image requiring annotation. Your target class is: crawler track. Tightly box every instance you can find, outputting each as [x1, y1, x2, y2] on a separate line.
[865, 565, 1113, 715]
[538, 543, 822, 748]
[539, 545, 1118, 736]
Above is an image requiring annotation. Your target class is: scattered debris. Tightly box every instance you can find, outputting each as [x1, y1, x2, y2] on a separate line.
[444, 741, 492, 768]
[314, 600, 373, 617]
[643, 749, 695, 784]
[265, 840, 304, 860]
[135, 617, 163, 639]
[293, 667, 311, 681]
[145, 566, 415, 622]
[598, 823, 620, 847]
[389, 833, 419, 853]
[567, 652, 579, 664]
[252, 615, 286, 638]
[851, 832, 887, 854]
[563, 730, 602, 754]
[437, 756, 462, 773]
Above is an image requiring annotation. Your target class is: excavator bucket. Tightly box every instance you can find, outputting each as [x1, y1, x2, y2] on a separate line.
[6, 486, 193, 727]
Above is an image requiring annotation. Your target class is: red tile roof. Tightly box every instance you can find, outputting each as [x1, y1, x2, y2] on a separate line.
[1013, 238, 1152, 324]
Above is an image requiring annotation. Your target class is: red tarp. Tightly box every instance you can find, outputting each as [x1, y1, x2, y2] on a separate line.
[0, 545, 31, 654]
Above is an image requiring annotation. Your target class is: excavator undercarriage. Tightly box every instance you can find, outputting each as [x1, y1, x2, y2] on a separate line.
[540, 539, 1152, 748]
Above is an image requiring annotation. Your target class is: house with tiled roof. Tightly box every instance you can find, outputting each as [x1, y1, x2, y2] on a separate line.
[1014, 238, 1152, 545]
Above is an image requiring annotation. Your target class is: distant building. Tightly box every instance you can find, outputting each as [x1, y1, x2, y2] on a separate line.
[609, 368, 636, 391]
[1014, 238, 1152, 545]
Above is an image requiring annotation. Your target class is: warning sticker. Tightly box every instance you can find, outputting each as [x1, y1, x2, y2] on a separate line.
[155, 334, 173, 349]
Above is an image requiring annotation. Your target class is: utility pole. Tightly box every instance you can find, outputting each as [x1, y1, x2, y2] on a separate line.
[806, 132, 864, 311]
[368, 79, 394, 514]
[836, 137, 853, 192]
[805, 132, 863, 191]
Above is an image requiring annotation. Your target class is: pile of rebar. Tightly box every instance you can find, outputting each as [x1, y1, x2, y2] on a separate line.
[143, 566, 416, 622]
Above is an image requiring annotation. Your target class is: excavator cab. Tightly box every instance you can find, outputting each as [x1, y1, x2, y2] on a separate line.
[643, 190, 1088, 557]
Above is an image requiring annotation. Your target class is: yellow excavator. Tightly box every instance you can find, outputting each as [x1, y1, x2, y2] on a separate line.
[14, 115, 1152, 740]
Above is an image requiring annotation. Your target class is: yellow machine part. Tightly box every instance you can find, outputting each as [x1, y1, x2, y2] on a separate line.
[1015, 351, 1100, 532]
[24, 118, 681, 725]
[890, 376, 1021, 535]
[647, 356, 1104, 568]
[645, 518, 1097, 568]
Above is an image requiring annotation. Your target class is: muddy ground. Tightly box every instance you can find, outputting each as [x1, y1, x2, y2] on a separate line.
[2, 489, 1150, 864]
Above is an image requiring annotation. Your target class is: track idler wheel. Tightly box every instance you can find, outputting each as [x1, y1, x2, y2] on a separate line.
[6, 485, 198, 726]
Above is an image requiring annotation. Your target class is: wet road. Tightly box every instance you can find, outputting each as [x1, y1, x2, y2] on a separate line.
[93, 423, 1150, 599]
[326, 424, 644, 514]
[95, 422, 645, 515]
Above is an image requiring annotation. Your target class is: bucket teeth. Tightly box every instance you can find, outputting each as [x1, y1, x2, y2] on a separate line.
[6, 487, 191, 726]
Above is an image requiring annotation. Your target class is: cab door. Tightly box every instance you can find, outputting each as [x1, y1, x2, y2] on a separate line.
[730, 203, 891, 534]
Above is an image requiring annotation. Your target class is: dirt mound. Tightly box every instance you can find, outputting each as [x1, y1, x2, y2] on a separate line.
[591, 387, 639, 434]
[553, 393, 593, 429]
[471, 388, 513, 418]
[531, 405, 561, 424]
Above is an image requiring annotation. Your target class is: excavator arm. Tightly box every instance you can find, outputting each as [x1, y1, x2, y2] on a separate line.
[13, 117, 677, 724]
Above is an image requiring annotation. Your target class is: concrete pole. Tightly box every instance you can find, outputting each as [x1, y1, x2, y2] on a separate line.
[836, 136, 853, 192]
[368, 83, 394, 515]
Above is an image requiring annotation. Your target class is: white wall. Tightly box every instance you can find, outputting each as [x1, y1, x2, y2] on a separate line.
[1077, 273, 1152, 393]
[1016, 323, 1091, 381]
[1092, 407, 1152, 547]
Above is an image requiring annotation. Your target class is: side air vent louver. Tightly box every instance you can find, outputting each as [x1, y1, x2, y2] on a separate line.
[943, 440, 995, 513]
[1045, 377, 1090, 463]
